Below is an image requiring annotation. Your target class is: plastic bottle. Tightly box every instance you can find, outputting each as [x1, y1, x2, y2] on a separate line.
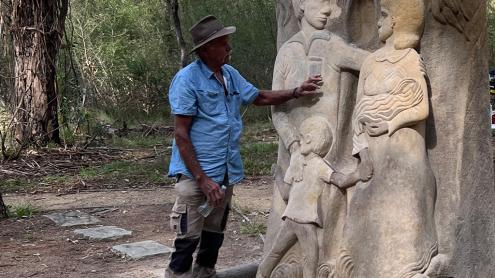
[197, 185, 227, 217]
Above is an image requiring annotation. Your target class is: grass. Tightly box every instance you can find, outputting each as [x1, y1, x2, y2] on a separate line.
[241, 142, 278, 176]
[79, 156, 172, 184]
[0, 117, 278, 194]
[8, 203, 39, 218]
[0, 178, 32, 192]
[240, 221, 267, 236]
[110, 133, 167, 149]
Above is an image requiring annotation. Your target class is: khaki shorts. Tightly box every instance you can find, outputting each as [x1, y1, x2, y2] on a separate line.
[169, 176, 233, 239]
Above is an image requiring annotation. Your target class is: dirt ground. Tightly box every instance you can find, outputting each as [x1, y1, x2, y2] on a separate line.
[0, 176, 274, 278]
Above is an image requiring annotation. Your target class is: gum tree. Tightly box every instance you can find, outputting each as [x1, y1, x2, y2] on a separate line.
[0, 193, 7, 219]
[9, 0, 68, 146]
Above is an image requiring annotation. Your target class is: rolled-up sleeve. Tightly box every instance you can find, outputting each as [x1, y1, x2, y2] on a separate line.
[229, 67, 259, 105]
[168, 74, 197, 116]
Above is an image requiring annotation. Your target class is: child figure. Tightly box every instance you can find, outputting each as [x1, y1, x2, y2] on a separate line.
[257, 116, 345, 278]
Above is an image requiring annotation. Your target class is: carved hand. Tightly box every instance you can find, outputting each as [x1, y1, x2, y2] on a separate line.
[330, 171, 359, 189]
[364, 121, 389, 137]
[288, 141, 300, 155]
[286, 149, 304, 183]
[358, 159, 373, 182]
[357, 148, 373, 182]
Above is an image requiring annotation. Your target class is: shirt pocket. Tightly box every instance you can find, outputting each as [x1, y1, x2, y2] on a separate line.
[197, 90, 224, 115]
[229, 90, 242, 115]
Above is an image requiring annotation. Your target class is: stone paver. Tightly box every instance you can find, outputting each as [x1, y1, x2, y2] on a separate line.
[44, 210, 101, 227]
[112, 240, 173, 260]
[73, 226, 132, 241]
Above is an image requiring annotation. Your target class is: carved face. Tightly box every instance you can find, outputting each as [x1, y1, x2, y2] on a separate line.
[301, 0, 332, 30]
[300, 133, 313, 156]
[378, 8, 394, 42]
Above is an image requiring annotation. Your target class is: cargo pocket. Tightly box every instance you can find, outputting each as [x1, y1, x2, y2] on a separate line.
[170, 203, 187, 235]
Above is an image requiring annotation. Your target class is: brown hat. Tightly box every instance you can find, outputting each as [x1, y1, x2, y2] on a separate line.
[189, 15, 236, 53]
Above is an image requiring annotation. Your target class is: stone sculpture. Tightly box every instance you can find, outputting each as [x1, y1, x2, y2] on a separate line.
[261, 0, 495, 277]
[422, 0, 495, 276]
[258, 116, 338, 278]
[261, 0, 369, 276]
[335, 0, 439, 277]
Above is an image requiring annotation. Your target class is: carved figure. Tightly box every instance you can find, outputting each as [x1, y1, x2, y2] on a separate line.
[258, 116, 343, 278]
[336, 0, 439, 277]
[272, 0, 368, 161]
[261, 0, 370, 273]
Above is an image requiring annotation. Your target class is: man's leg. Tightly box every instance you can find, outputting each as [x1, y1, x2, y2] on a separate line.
[193, 184, 233, 277]
[167, 176, 206, 277]
[257, 220, 298, 278]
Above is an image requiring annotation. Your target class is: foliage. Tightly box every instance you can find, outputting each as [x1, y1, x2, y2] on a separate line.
[240, 221, 267, 236]
[59, 0, 175, 131]
[110, 134, 165, 149]
[8, 203, 39, 218]
[79, 158, 171, 184]
[0, 178, 31, 191]
[241, 121, 278, 176]
[488, 0, 495, 67]
[56, 0, 276, 141]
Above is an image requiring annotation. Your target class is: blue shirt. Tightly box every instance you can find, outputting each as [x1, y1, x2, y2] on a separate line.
[168, 59, 259, 185]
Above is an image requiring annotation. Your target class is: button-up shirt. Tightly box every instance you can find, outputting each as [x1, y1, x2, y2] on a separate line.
[168, 59, 259, 185]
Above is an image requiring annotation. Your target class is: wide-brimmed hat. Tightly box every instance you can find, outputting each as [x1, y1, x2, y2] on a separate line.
[189, 15, 236, 53]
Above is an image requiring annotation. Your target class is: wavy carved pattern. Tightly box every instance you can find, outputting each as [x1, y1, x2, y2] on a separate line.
[270, 253, 302, 278]
[318, 262, 335, 278]
[353, 78, 423, 136]
[397, 241, 439, 278]
[335, 248, 355, 278]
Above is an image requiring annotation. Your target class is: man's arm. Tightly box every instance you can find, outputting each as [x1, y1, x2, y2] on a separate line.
[174, 115, 224, 207]
[252, 76, 322, 106]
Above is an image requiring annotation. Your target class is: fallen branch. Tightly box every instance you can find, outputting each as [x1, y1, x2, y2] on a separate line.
[232, 204, 265, 243]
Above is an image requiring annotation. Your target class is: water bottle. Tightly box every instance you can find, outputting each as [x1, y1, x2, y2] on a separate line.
[197, 185, 227, 217]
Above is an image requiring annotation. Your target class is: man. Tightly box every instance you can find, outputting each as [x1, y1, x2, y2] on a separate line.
[165, 15, 322, 278]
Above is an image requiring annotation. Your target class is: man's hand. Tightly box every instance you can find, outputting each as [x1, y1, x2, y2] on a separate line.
[295, 75, 323, 97]
[197, 175, 225, 207]
[253, 75, 324, 106]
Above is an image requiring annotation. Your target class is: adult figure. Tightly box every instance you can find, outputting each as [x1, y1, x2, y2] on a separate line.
[165, 15, 321, 278]
[336, 0, 438, 277]
[265, 0, 369, 268]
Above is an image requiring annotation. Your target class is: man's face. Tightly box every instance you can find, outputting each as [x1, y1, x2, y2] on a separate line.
[302, 0, 332, 30]
[201, 35, 232, 66]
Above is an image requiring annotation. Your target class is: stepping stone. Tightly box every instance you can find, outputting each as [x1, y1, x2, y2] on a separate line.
[44, 210, 101, 227]
[74, 226, 132, 241]
[112, 240, 173, 260]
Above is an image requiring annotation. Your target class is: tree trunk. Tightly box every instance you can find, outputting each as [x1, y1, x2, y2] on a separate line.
[10, 0, 68, 146]
[164, 0, 188, 68]
[0, 192, 8, 219]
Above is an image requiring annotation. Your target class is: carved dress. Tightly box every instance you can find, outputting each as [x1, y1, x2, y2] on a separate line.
[338, 48, 438, 278]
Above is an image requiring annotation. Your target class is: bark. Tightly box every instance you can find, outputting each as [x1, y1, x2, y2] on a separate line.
[164, 0, 188, 68]
[10, 0, 68, 146]
[0, 192, 8, 219]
